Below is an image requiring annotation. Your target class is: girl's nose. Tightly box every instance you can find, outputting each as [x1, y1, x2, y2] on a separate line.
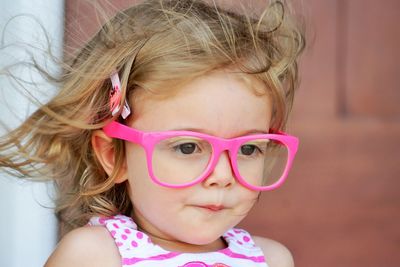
[203, 151, 236, 188]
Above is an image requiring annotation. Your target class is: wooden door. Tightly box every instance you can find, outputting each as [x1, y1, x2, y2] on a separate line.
[240, 1, 400, 266]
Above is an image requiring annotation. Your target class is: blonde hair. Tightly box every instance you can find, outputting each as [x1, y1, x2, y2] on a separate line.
[0, 0, 305, 234]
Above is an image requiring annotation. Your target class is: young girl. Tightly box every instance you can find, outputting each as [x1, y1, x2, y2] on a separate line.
[0, 0, 305, 266]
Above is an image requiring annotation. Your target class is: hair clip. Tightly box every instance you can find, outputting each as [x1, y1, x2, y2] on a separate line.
[110, 71, 131, 119]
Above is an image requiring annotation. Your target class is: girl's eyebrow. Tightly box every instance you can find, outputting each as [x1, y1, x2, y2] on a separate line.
[169, 127, 269, 136]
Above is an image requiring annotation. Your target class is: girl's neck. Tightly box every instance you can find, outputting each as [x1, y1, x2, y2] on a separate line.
[146, 233, 228, 253]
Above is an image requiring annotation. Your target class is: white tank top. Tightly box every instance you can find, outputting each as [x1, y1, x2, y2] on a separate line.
[89, 214, 269, 267]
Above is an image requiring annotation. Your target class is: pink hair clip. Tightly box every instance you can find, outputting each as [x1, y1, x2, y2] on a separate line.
[110, 71, 131, 119]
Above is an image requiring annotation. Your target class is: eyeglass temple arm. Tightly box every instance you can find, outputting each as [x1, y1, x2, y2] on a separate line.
[269, 129, 290, 136]
[103, 121, 142, 143]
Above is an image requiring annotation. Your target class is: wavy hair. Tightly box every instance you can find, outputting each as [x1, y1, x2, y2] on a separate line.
[0, 0, 305, 234]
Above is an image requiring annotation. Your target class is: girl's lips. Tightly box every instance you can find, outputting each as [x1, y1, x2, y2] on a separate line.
[197, 205, 225, 211]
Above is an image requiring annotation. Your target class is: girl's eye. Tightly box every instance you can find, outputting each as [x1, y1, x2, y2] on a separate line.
[240, 144, 262, 156]
[174, 142, 199, 154]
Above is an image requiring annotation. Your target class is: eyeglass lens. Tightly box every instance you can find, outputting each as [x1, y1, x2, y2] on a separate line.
[151, 136, 288, 188]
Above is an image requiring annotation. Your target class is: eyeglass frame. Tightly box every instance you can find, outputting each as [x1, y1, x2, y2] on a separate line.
[103, 121, 299, 191]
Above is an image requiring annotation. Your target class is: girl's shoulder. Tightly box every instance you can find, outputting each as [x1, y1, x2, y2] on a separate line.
[44, 226, 121, 267]
[252, 236, 294, 267]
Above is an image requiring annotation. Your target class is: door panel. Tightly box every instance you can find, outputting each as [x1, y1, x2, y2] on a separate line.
[241, 1, 400, 266]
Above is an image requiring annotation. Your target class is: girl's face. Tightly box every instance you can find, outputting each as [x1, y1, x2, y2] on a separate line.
[124, 70, 272, 251]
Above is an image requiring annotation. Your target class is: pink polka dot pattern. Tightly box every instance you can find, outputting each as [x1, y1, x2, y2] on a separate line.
[88, 215, 159, 258]
[222, 228, 256, 250]
[131, 240, 138, 247]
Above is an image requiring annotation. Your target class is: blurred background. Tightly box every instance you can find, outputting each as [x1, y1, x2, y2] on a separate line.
[1, 0, 399, 266]
[242, 1, 400, 266]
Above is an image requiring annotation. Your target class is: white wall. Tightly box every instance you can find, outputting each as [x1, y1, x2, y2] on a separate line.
[0, 1, 64, 266]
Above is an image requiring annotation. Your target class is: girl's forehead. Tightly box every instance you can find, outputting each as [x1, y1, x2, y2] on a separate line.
[132, 70, 268, 105]
[129, 70, 272, 136]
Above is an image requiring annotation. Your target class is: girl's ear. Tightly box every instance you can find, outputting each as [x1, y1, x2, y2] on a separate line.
[91, 130, 127, 184]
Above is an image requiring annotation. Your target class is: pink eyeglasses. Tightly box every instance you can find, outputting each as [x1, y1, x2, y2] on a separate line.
[103, 121, 298, 191]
